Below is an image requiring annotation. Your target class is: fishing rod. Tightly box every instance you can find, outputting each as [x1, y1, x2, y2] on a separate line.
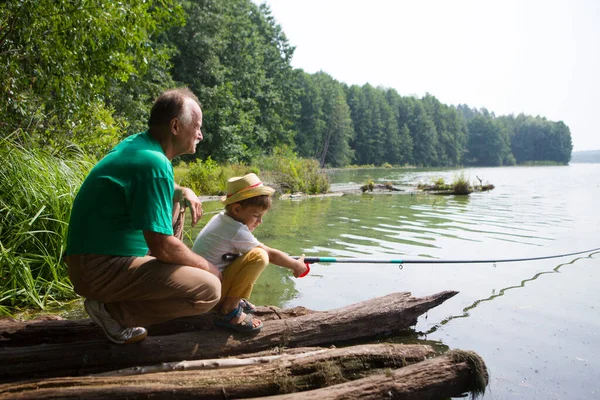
[222, 247, 600, 265]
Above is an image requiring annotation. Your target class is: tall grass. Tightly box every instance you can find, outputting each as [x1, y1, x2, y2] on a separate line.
[0, 138, 92, 314]
[179, 147, 330, 196]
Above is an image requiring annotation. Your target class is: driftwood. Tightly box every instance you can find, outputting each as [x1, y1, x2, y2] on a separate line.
[0, 344, 437, 399]
[0, 306, 314, 347]
[261, 350, 488, 400]
[0, 291, 457, 382]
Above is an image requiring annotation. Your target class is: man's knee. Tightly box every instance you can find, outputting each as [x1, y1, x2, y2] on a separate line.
[192, 272, 221, 308]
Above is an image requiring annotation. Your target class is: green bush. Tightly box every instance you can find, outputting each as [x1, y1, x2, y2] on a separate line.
[179, 157, 257, 195]
[174, 147, 330, 196]
[257, 147, 330, 194]
[452, 173, 472, 195]
[0, 139, 93, 314]
[433, 177, 446, 190]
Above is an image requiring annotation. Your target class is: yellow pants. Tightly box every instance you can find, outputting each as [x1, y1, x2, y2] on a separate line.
[221, 247, 269, 300]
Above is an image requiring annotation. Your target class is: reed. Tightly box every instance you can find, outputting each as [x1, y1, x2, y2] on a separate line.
[0, 138, 92, 314]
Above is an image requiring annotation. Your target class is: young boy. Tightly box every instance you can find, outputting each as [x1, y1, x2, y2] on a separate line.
[192, 173, 308, 333]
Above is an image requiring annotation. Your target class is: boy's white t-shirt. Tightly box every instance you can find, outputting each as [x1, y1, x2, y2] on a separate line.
[192, 212, 261, 272]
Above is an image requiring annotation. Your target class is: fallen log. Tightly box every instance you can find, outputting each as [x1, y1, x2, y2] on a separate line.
[0, 290, 457, 382]
[0, 306, 314, 347]
[0, 343, 436, 399]
[258, 349, 489, 400]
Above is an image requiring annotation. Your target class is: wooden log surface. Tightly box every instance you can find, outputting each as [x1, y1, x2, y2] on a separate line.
[0, 291, 457, 383]
[259, 350, 489, 400]
[0, 306, 314, 347]
[0, 343, 437, 399]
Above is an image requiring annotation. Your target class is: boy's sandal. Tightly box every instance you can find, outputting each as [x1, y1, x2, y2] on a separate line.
[215, 305, 263, 333]
[239, 299, 257, 314]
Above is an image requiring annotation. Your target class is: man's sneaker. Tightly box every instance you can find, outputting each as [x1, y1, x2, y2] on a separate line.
[84, 298, 147, 344]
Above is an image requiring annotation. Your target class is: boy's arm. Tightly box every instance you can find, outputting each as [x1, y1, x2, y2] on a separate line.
[258, 244, 308, 278]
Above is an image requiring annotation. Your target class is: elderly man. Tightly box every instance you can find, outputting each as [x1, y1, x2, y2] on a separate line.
[66, 88, 221, 344]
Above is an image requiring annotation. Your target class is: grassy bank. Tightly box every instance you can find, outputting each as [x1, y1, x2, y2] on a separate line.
[1, 142, 329, 315]
[177, 147, 330, 196]
[0, 139, 93, 315]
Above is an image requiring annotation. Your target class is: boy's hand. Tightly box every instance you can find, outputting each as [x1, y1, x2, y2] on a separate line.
[293, 254, 308, 278]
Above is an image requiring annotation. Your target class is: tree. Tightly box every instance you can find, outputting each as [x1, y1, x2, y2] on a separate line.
[0, 0, 183, 156]
[422, 94, 466, 166]
[407, 100, 439, 166]
[319, 87, 354, 167]
[466, 115, 509, 166]
[165, 0, 297, 163]
[293, 70, 326, 159]
[385, 89, 413, 165]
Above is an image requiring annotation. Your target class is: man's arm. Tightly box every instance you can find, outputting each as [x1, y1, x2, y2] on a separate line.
[173, 184, 203, 227]
[144, 230, 222, 280]
[258, 244, 307, 278]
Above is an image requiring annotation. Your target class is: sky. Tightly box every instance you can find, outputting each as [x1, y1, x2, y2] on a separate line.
[257, 0, 600, 151]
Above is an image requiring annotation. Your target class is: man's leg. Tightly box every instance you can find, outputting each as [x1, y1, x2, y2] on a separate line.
[68, 254, 221, 327]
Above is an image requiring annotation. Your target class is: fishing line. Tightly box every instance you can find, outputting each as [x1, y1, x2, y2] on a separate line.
[222, 247, 600, 265]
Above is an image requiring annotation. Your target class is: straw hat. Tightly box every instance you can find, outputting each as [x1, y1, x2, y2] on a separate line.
[221, 173, 275, 205]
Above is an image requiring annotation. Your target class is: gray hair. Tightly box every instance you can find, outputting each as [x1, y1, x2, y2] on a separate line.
[148, 88, 200, 129]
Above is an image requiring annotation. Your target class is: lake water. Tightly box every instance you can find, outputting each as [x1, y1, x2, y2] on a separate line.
[193, 163, 600, 400]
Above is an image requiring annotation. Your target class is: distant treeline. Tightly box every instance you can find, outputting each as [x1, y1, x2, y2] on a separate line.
[570, 150, 600, 163]
[1, 0, 572, 167]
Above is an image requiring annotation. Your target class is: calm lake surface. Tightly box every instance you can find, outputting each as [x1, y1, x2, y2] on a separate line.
[193, 163, 600, 400]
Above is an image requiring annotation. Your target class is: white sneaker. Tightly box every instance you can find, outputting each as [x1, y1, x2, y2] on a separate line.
[84, 298, 147, 344]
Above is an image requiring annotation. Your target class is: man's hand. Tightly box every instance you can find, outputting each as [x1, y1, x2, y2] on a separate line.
[145, 231, 222, 281]
[203, 261, 223, 281]
[178, 186, 203, 227]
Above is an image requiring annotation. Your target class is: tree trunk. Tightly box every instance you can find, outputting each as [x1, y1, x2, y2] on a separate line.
[0, 344, 437, 399]
[0, 291, 457, 382]
[259, 350, 489, 400]
[0, 306, 314, 347]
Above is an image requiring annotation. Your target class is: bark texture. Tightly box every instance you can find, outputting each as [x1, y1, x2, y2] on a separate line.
[258, 350, 489, 400]
[0, 306, 314, 347]
[0, 344, 436, 399]
[0, 291, 457, 382]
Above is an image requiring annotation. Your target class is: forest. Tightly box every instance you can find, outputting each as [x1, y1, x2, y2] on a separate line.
[1, 0, 573, 168]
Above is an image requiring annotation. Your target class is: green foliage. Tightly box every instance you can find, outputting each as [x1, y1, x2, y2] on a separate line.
[466, 115, 510, 166]
[177, 147, 330, 196]
[452, 173, 471, 195]
[507, 115, 572, 165]
[294, 72, 354, 167]
[257, 147, 330, 194]
[179, 157, 256, 195]
[0, 0, 183, 156]
[0, 139, 93, 314]
[457, 107, 572, 165]
[165, 0, 297, 164]
[433, 177, 446, 189]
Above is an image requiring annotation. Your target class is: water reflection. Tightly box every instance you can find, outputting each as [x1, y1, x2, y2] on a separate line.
[179, 165, 600, 399]
[421, 250, 600, 337]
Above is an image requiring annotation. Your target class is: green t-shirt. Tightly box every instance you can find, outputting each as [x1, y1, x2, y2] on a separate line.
[66, 131, 174, 257]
